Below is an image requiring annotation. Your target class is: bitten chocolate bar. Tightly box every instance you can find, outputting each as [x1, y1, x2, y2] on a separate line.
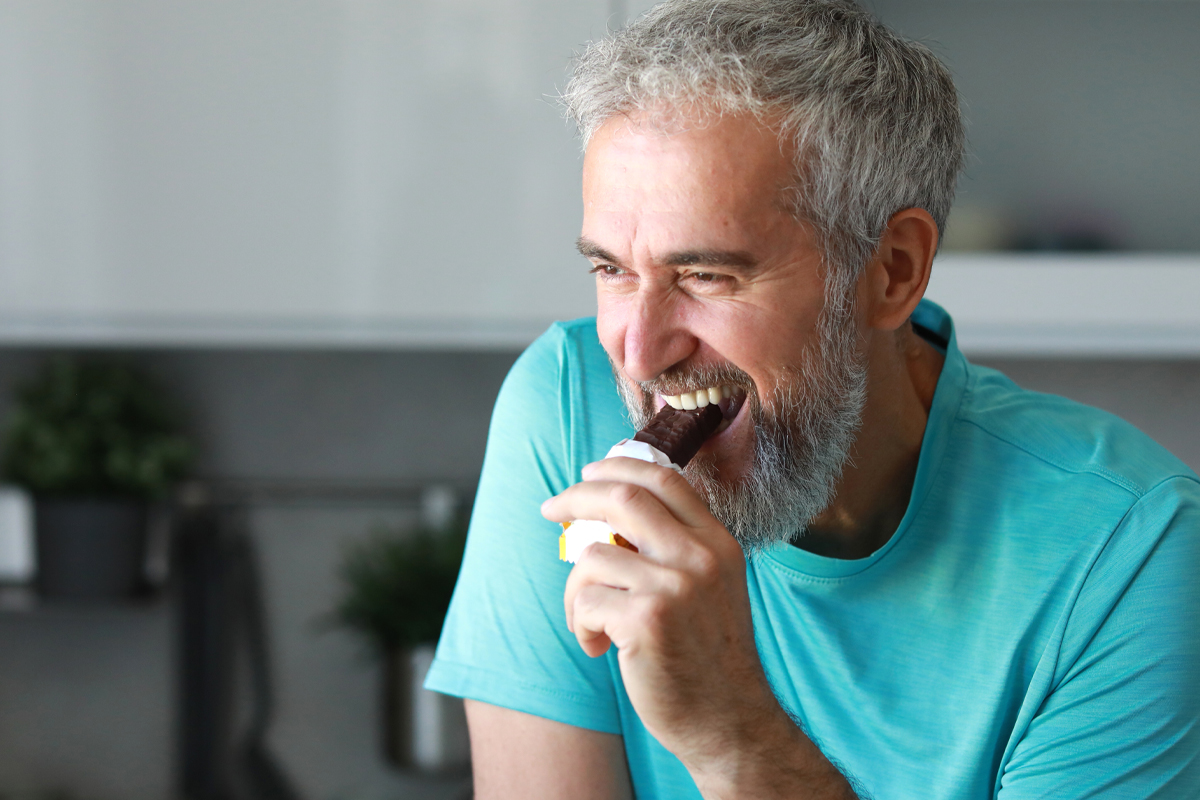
[632, 403, 723, 469]
[558, 403, 725, 563]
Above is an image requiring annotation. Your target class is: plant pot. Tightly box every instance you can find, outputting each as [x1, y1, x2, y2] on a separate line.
[34, 497, 148, 600]
[383, 644, 470, 774]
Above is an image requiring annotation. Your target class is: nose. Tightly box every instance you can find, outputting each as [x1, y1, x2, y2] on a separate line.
[618, 284, 698, 383]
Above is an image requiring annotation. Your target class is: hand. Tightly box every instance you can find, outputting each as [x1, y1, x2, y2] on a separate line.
[540, 456, 784, 776]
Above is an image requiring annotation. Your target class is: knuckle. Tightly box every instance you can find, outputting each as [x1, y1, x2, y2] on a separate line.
[574, 585, 612, 624]
[576, 542, 613, 570]
[649, 467, 678, 494]
[658, 567, 691, 600]
[567, 550, 600, 584]
[574, 584, 601, 613]
[673, 578, 700, 610]
[690, 547, 722, 584]
[610, 482, 642, 507]
[633, 593, 671, 634]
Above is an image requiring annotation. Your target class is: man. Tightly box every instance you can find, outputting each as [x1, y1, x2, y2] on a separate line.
[426, 1, 1200, 798]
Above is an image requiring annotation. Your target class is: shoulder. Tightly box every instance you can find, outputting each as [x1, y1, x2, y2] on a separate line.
[503, 318, 607, 392]
[495, 318, 632, 478]
[958, 361, 1198, 501]
[497, 318, 605, 416]
[935, 360, 1200, 585]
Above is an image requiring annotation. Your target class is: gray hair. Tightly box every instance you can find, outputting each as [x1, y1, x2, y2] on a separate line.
[562, 0, 965, 302]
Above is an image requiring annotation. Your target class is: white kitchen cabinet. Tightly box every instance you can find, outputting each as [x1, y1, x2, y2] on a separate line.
[0, 0, 610, 347]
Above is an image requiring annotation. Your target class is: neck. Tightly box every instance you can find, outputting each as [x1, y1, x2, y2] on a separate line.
[795, 324, 944, 559]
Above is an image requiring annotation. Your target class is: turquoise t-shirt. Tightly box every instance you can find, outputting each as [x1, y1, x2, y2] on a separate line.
[427, 301, 1200, 798]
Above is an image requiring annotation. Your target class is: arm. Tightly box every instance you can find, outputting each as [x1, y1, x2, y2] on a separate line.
[544, 457, 861, 800]
[425, 327, 634, 791]
[467, 700, 633, 800]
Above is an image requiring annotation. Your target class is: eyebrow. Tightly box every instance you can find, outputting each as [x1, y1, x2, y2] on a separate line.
[576, 237, 621, 265]
[575, 237, 760, 272]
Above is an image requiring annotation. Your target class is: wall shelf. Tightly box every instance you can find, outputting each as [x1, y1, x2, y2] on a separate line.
[0, 314, 552, 352]
[925, 253, 1200, 358]
[0, 585, 166, 612]
[0, 253, 1194, 357]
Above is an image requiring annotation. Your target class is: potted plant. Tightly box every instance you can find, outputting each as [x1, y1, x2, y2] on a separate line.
[333, 517, 469, 773]
[1, 356, 193, 600]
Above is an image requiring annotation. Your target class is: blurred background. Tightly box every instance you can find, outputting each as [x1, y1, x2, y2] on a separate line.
[0, 1, 1196, 799]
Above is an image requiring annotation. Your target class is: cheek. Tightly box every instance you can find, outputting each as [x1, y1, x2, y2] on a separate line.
[686, 303, 774, 370]
[688, 298, 820, 383]
[595, 294, 626, 366]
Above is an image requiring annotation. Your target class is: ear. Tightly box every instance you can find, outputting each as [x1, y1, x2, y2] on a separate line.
[861, 208, 939, 332]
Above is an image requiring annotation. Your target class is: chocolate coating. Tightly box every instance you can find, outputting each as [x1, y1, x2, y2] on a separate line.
[632, 403, 723, 468]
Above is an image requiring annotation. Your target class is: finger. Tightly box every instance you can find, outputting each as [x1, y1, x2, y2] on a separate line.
[563, 541, 670, 631]
[580, 457, 714, 529]
[543, 478, 678, 527]
[543, 480, 692, 561]
[570, 582, 632, 658]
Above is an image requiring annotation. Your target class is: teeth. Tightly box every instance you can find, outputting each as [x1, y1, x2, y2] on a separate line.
[661, 385, 735, 411]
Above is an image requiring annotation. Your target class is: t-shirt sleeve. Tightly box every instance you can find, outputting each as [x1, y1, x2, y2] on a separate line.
[997, 476, 1200, 798]
[423, 325, 623, 734]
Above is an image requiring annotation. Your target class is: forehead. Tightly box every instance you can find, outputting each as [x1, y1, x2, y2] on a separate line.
[581, 112, 797, 245]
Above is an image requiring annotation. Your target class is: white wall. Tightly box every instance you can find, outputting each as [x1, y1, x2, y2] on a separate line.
[868, 0, 1200, 251]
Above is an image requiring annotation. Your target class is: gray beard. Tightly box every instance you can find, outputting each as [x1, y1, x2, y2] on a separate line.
[611, 306, 867, 554]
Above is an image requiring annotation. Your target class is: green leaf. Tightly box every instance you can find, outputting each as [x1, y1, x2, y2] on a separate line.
[1, 356, 194, 498]
[332, 519, 469, 651]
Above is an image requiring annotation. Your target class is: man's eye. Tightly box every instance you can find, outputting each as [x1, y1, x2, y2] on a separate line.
[684, 270, 730, 285]
[589, 264, 625, 277]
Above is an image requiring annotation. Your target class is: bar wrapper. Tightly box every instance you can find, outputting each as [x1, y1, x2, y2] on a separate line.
[558, 520, 637, 563]
[557, 439, 679, 563]
[603, 438, 684, 473]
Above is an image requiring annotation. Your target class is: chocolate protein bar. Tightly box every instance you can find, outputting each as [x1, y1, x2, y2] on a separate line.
[558, 403, 724, 562]
[632, 403, 723, 469]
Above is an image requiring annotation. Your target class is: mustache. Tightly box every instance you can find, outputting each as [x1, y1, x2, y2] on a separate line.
[618, 361, 756, 400]
[609, 357, 761, 432]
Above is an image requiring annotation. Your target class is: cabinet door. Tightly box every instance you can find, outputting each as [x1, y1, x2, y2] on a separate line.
[0, 0, 612, 346]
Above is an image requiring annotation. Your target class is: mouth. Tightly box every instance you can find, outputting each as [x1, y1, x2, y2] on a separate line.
[656, 384, 748, 435]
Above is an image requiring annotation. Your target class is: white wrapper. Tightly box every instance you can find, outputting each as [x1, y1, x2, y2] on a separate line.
[559, 519, 623, 564]
[558, 439, 678, 563]
[603, 439, 683, 473]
